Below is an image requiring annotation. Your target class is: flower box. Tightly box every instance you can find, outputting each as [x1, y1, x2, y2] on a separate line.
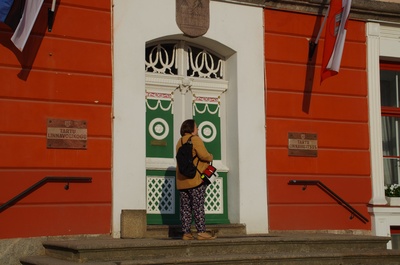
[386, 196, 400, 206]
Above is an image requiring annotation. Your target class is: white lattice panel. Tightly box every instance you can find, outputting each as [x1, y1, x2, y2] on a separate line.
[147, 176, 175, 214]
[146, 176, 224, 215]
[205, 178, 223, 214]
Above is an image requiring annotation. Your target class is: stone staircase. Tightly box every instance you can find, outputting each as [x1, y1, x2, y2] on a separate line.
[20, 225, 400, 265]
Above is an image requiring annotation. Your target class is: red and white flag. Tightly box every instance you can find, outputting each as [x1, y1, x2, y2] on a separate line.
[321, 0, 352, 82]
[10, 0, 44, 51]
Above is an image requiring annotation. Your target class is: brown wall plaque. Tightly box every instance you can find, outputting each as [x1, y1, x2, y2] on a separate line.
[47, 119, 87, 149]
[288, 132, 318, 157]
[176, 0, 210, 37]
[151, 140, 167, 146]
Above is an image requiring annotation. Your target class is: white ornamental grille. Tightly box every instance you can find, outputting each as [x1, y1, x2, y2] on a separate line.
[187, 46, 224, 79]
[205, 178, 223, 214]
[145, 43, 178, 75]
[145, 42, 224, 79]
[147, 176, 175, 214]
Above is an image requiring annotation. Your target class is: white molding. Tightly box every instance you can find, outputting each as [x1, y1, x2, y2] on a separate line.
[145, 73, 228, 94]
[146, 157, 229, 172]
[380, 24, 400, 38]
[368, 205, 400, 249]
[367, 22, 387, 206]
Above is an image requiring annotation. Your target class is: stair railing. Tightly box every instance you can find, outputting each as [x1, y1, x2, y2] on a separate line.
[288, 180, 369, 224]
[0, 176, 92, 213]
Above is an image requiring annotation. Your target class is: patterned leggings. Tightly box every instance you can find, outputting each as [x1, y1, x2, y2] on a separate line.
[180, 184, 207, 234]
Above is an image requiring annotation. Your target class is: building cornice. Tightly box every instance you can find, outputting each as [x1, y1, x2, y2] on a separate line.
[212, 0, 400, 23]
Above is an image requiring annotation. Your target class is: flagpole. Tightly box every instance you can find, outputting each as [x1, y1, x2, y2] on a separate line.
[308, 4, 330, 60]
[48, 0, 56, 32]
[51, 0, 56, 12]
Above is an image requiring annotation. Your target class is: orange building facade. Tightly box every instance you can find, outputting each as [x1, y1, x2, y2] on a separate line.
[0, 0, 112, 239]
[265, 9, 371, 231]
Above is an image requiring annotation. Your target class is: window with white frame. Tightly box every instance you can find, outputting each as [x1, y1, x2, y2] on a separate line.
[381, 62, 400, 186]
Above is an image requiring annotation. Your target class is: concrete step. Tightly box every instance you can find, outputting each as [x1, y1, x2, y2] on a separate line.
[19, 233, 400, 265]
[20, 250, 400, 265]
[145, 224, 246, 238]
[20, 256, 114, 265]
[111, 251, 400, 265]
[21, 251, 400, 265]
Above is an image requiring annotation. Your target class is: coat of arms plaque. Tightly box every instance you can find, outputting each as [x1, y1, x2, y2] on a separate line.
[176, 0, 209, 37]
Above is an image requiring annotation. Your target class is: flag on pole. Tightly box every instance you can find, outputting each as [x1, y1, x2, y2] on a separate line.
[11, 0, 44, 51]
[0, 0, 44, 51]
[321, 0, 352, 82]
[308, 2, 330, 61]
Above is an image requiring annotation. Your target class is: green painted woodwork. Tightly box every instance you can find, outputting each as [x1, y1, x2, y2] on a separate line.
[194, 102, 221, 160]
[146, 99, 174, 158]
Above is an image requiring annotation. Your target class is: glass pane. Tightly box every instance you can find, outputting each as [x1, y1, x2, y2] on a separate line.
[383, 157, 400, 185]
[382, 116, 400, 157]
[380, 70, 399, 107]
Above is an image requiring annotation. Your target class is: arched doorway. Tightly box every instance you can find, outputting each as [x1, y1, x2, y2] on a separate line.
[112, 0, 268, 237]
[145, 40, 229, 224]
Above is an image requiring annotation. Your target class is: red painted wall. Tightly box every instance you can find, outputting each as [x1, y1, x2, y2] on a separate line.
[265, 9, 371, 231]
[0, 0, 112, 238]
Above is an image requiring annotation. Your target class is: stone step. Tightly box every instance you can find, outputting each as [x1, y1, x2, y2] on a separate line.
[144, 224, 246, 238]
[19, 233, 398, 265]
[21, 256, 114, 265]
[20, 250, 400, 265]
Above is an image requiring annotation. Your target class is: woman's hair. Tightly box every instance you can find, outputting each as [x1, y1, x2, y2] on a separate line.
[180, 119, 195, 136]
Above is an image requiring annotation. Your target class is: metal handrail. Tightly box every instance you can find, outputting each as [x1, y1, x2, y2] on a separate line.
[0, 176, 92, 213]
[288, 180, 369, 224]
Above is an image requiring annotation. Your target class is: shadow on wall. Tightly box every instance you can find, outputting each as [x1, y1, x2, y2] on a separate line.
[0, 1, 58, 81]
[303, 0, 329, 114]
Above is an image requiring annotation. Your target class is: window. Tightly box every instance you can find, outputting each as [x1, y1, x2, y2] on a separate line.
[381, 62, 400, 185]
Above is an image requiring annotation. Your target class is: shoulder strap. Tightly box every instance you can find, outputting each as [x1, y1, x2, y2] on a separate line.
[181, 135, 194, 145]
[188, 135, 196, 158]
[188, 135, 201, 173]
[181, 135, 200, 173]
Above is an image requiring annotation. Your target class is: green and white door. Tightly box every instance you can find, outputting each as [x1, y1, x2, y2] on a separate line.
[145, 41, 229, 224]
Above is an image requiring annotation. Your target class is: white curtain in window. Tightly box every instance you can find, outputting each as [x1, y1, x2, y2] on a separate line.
[382, 116, 395, 184]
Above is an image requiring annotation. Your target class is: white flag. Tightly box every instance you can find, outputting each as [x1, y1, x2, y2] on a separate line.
[11, 0, 44, 51]
[321, 0, 352, 82]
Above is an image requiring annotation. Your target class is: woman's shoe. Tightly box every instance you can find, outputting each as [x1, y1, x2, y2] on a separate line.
[197, 232, 216, 240]
[182, 233, 195, 240]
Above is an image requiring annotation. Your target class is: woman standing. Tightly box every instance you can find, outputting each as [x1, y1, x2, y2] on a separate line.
[176, 119, 216, 240]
